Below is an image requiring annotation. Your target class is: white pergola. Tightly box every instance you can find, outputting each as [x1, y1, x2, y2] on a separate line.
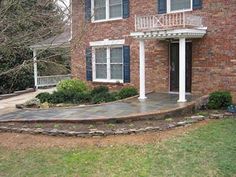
[30, 28, 71, 89]
[131, 12, 207, 102]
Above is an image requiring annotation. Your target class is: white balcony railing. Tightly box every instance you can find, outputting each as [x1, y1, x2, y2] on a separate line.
[37, 74, 71, 87]
[135, 12, 203, 31]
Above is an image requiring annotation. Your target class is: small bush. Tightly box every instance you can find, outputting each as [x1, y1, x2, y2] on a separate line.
[73, 92, 92, 104]
[91, 86, 109, 96]
[91, 92, 117, 104]
[36, 92, 51, 103]
[35, 86, 138, 106]
[49, 90, 92, 104]
[57, 79, 88, 93]
[118, 87, 138, 99]
[207, 91, 232, 109]
[50, 91, 67, 104]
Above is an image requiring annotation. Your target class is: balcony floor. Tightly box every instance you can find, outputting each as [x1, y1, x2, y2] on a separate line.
[130, 27, 207, 40]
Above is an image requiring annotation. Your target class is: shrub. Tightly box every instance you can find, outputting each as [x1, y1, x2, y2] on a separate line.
[57, 79, 88, 93]
[118, 87, 138, 99]
[36, 92, 52, 103]
[207, 91, 232, 109]
[91, 86, 109, 96]
[73, 92, 92, 104]
[50, 91, 67, 104]
[91, 92, 117, 104]
[39, 90, 92, 104]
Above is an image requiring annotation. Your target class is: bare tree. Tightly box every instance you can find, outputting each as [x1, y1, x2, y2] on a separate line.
[0, 0, 72, 93]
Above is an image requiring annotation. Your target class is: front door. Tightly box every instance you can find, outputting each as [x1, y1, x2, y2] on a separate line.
[170, 42, 192, 93]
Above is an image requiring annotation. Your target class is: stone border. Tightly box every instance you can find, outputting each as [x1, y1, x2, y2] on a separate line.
[0, 113, 234, 137]
[0, 88, 34, 100]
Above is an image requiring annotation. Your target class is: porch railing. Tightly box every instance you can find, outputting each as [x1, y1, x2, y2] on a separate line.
[135, 12, 203, 31]
[37, 74, 71, 87]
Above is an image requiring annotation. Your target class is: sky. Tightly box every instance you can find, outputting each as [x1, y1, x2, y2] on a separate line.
[57, 0, 70, 9]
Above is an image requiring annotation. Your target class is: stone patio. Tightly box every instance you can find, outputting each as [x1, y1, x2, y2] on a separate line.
[0, 93, 200, 123]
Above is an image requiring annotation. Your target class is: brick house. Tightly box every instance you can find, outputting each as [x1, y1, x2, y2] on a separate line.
[71, 0, 236, 103]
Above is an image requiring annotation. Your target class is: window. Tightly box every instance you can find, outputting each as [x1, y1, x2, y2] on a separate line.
[92, 0, 122, 22]
[109, 0, 122, 18]
[167, 0, 192, 13]
[110, 47, 123, 79]
[94, 0, 106, 20]
[95, 48, 107, 79]
[94, 47, 123, 82]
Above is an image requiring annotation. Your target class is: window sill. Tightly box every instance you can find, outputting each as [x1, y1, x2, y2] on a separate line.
[92, 79, 124, 84]
[92, 17, 123, 23]
[167, 8, 192, 14]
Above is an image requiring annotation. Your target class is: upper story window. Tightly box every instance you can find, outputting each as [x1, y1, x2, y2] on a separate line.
[94, 0, 106, 20]
[92, 0, 123, 22]
[167, 0, 192, 13]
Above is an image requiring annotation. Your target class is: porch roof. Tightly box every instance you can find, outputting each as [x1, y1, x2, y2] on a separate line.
[130, 27, 207, 40]
[30, 27, 71, 50]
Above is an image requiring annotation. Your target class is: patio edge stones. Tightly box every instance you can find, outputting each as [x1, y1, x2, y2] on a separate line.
[0, 113, 234, 137]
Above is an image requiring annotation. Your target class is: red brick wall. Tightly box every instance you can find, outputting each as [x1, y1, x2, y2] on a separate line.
[71, 0, 236, 102]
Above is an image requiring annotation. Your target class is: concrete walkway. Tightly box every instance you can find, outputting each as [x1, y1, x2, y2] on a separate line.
[0, 93, 198, 122]
[0, 88, 55, 116]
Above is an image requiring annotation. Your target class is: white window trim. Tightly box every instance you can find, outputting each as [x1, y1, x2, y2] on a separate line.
[91, 41, 124, 83]
[90, 39, 125, 47]
[167, 0, 193, 14]
[91, 0, 123, 23]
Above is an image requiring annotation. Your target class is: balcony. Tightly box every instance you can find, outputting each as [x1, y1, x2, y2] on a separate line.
[131, 12, 206, 40]
[135, 12, 203, 32]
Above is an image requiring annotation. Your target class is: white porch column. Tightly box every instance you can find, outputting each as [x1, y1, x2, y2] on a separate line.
[33, 49, 38, 90]
[178, 38, 186, 102]
[139, 39, 147, 100]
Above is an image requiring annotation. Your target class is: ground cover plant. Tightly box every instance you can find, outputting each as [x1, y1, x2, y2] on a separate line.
[0, 118, 235, 177]
[36, 79, 138, 105]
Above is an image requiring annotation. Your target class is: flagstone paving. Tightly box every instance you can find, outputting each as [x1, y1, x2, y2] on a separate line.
[0, 93, 198, 122]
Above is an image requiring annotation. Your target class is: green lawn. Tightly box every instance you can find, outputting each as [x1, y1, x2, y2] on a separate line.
[0, 119, 236, 177]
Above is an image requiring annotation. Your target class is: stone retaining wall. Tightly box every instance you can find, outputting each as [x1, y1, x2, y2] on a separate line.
[0, 113, 234, 137]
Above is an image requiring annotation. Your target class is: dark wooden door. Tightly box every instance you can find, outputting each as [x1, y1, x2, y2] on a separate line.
[170, 42, 192, 92]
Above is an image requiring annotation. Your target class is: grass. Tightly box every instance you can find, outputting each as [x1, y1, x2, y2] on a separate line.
[0, 119, 236, 177]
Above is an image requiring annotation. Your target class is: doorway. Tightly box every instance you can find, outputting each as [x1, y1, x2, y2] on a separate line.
[170, 42, 192, 93]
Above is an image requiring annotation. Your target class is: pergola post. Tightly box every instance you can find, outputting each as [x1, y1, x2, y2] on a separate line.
[178, 38, 187, 102]
[138, 39, 147, 100]
[33, 48, 38, 90]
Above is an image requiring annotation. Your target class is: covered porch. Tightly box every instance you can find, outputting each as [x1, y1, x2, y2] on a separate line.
[30, 27, 72, 89]
[131, 12, 207, 103]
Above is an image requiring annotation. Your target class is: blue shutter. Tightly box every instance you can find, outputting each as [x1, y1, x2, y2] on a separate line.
[193, 0, 202, 9]
[86, 47, 92, 81]
[123, 46, 130, 83]
[123, 0, 129, 18]
[158, 0, 167, 14]
[85, 0, 91, 22]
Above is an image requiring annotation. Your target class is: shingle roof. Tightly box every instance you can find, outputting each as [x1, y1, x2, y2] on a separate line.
[30, 26, 71, 50]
